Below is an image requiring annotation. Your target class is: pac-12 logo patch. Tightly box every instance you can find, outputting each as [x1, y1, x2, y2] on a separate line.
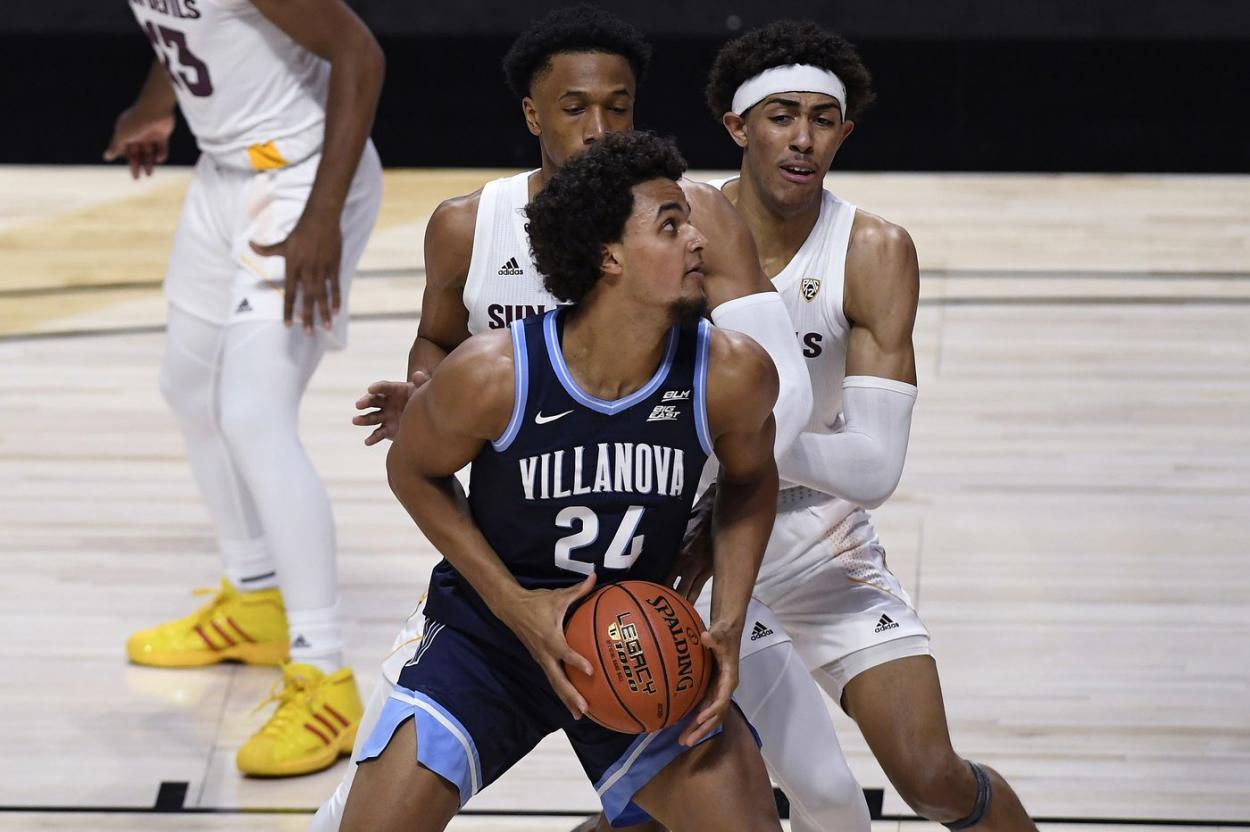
[800, 277, 821, 303]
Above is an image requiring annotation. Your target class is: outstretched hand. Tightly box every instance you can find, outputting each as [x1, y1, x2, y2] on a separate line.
[353, 370, 429, 445]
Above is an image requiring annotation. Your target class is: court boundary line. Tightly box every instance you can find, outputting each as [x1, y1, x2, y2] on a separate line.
[0, 783, 1245, 827]
[0, 805, 1245, 826]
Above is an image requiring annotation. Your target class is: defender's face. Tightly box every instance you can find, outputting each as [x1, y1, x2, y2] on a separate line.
[739, 92, 854, 211]
[526, 52, 637, 167]
[614, 178, 707, 312]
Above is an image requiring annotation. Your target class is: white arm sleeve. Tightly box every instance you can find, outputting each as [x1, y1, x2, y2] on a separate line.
[710, 291, 813, 456]
[778, 375, 917, 509]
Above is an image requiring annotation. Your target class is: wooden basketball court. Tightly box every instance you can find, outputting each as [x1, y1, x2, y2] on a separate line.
[1, 166, 1247, 831]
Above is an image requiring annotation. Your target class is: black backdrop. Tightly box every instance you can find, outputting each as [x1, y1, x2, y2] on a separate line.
[4, 1, 1249, 172]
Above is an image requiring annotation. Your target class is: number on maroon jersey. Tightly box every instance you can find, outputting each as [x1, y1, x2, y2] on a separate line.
[143, 22, 213, 97]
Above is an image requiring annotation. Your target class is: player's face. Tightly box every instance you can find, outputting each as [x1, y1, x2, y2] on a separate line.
[730, 92, 855, 213]
[525, 52, 637, 167]
[612, 179, 707, 320]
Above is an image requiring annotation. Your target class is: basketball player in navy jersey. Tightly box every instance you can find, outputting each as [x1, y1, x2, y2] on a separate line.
[339, 132, 782, 831]
[321, 11, 811, 825]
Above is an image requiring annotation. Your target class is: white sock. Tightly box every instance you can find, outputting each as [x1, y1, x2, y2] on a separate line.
[220, 537, 279, 592]
[287, 604, 344, 673]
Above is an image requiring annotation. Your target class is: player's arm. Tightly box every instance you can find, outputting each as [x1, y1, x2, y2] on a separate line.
[353, 193, 477, 445]
[103, 60, 178, 179]
[684, 180, 812, 455]
[385, 335, 596, 718]
[681, 328, 780, 746]
[247, 0, 385, 332]
[410, 193, 479, 376]
[778, 213, 919, 508]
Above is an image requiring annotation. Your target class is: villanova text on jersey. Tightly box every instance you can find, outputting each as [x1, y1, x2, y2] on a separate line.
[423, 308, 714, 656]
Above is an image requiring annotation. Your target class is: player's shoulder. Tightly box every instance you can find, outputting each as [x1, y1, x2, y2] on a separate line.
[844, 208, 919, 320]
[679, 178, 769, 302]
[704, 326, 779, 408]
[424, 189, 483, 289]
[435, 329, 515, 399]
[427, 329, 516, 435]
[848, 208, 917, 267]
[680, 177, 741, 228]
[428, 189, 483, 242]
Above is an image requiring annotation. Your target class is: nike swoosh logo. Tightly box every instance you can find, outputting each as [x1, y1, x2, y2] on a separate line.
[534, 409, 574, 425]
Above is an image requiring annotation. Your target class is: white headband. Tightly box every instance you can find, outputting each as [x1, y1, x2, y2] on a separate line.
[731, 64, 847, 117]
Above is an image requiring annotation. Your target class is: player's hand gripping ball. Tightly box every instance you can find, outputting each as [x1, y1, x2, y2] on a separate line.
[563, 581, 712, 733]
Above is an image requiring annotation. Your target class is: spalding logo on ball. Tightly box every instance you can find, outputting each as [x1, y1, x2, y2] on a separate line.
[563, 580, 712, 733]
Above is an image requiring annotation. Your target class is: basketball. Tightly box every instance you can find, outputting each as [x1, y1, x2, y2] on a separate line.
[563, 581, 712, 734]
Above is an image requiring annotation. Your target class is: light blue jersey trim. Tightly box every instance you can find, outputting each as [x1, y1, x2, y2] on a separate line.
[491, 321, 529, 452]
[693, 319, 713, 455]
[594, 712, 724, 825]
[356, 686, 484, 807]
[543, 309, 678, 415]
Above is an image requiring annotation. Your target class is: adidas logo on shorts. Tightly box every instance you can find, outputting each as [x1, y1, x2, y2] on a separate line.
[235, 298, 253, 314]
[497, 257, 524, 276]
[749, 621, 774, 641]
[292, 634, 310, 649]
[874, 614, 900, 633]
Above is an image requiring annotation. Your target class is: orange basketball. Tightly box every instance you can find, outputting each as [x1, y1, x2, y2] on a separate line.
[563, 580, 712, 733]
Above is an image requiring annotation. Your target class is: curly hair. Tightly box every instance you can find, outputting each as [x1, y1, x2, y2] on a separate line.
[502, 5, 652, 99]
[525, 131, 687, 305]
[706, 20, 875, 121]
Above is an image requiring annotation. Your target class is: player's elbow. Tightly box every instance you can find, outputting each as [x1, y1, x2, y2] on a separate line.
[853, 465, 904, 510]
[362, 35, 385, 81]
[335, 24, 385, 93]
[356, 38, 386, 95]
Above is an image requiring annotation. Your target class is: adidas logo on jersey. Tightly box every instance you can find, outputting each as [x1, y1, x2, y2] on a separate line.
[874, 614, 900, 633]
[647, 405, 680, 422]
[749, 621, 775, 641]
[497, 257, 524, 276]
[291, 634, 311, 649]
[235, 298, 253, 314]
[662, 390, 691, 402]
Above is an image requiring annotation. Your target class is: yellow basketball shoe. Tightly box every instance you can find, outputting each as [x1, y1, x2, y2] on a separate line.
[127, 580, 289, 668]
[237, 662, 362, 777]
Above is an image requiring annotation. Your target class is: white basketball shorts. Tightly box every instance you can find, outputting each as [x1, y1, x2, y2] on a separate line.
[701, 487, 931, 702]
[163, 140, 382, 349]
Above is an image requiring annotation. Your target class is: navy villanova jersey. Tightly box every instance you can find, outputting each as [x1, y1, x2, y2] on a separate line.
[424, 307, 714, 655]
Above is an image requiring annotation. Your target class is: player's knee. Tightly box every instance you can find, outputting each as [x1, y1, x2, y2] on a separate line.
[818, 763, 865, 816]
[158, 364, 212, 428]
[217, 388, 278, 456]
[892, 751, 974, 822]
[780, 754, 861, 817]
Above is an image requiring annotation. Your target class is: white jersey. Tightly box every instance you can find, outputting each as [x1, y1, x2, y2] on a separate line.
[462, 170, 565, 335]
[710, 178, 869, 556]
[128, 0, 329, 167]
